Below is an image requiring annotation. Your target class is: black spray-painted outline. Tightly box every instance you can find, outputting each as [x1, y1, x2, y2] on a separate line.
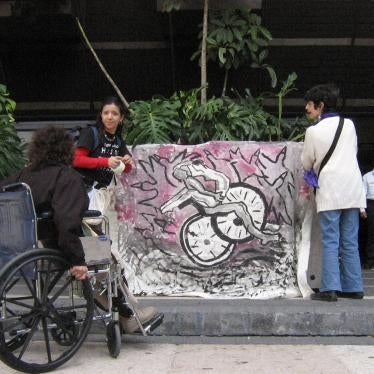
[128, 146, 294, 266]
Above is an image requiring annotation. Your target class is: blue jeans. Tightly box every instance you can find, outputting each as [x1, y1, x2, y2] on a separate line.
[318, 209, 363, 292]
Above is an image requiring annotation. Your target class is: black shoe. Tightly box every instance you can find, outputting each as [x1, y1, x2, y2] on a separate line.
[311, 291, 337, 302]
[337, 292, 364, 299]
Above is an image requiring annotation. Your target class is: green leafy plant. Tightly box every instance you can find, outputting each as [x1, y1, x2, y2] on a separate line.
[124, 82, 307, 146]
[124, 97, 181, 146]
[281, 116, 309, 142]
[0, 84, 26, 179]
[233, 88, 274, 141]
[192, 8, 276, 96]
[186, 96, 268, 143]
[260, 72, 307, 142]
[234, 74, 307, 142]
[124, 6, 307, 146]
[275, 72, 298, 140]
[170, 88, 201, 143]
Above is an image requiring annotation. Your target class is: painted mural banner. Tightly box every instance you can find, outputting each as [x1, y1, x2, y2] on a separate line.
[113, 141, 311, 299]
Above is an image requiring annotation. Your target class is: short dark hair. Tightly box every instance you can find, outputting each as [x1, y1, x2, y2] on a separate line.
[304, 84, 339, 113]
[28, 126, 74, 170]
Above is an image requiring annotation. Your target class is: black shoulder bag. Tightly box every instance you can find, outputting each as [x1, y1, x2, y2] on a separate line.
[314, 116, 344, 193]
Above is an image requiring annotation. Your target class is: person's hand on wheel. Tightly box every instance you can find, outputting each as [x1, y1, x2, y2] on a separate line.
[70, 265, 88, 280]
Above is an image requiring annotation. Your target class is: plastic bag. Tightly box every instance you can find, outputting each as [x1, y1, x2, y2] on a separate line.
[303, 169, 319, 188]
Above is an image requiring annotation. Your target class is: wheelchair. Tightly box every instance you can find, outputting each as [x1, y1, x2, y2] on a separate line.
[0, 183, 163, 373]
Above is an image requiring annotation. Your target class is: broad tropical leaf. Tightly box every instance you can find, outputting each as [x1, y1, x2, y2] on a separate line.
[0, 84, 26, 179]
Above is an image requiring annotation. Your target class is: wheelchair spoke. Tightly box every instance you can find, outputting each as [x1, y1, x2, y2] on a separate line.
[5, 295, 35, 302]
[19, 267, 38, 300]
[17, 315, 41, 360]
[5, 306, 17, 316]
[40, 261, 52, 304]
[0, 312, 34, 335]
[47, 269, 65, 294]
[3, 297, 35, 310]
[4, 276, 22, 294]
[21, 311, 38, 322]
[41, 317, 52, 363]
[49, 277, 73, 304]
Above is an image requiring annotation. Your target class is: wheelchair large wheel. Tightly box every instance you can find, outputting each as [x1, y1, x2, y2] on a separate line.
[0, 249, 94, 373]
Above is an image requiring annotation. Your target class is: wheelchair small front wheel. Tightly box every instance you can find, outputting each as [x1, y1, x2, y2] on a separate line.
[106, 321, 121, 358]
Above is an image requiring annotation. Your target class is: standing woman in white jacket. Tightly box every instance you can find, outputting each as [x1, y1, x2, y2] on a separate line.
[301, 84, 366, 302]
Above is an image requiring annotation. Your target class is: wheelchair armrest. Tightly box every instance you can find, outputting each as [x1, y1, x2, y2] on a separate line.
[38, 210, 102, 220]
[83, 210, 102, 218]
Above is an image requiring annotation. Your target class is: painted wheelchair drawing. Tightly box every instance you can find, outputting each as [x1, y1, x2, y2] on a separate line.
[160, 159, 280, 267]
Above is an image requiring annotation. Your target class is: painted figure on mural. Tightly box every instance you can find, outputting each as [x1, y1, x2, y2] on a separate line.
[160, 159, 280, 266]
[161, 159, 230, 209]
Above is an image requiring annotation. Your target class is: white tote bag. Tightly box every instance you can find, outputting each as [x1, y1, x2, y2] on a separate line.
[86, 186, 112, 225]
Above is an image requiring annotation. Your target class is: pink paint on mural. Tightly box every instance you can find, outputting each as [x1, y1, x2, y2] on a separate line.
[115, 141, 306, 298]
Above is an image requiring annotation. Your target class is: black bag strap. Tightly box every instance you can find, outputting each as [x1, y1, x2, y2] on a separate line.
[318, 116, 344, 177]
[90, 126, 101, 151]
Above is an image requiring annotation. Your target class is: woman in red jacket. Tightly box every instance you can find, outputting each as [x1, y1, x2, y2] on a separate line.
[73, 97, 160, 333]
[74, 96, 132, 190]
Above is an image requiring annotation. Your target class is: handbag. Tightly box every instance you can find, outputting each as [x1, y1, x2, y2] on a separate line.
[304, 116, 344, 191]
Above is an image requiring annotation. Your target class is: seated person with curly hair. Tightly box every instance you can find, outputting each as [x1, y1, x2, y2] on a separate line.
[0, 126, 89, 279]
[0, 126, 159, 333]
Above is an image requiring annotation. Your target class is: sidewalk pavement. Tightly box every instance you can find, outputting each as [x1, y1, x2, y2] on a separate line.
[1, 341, 373, 374]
